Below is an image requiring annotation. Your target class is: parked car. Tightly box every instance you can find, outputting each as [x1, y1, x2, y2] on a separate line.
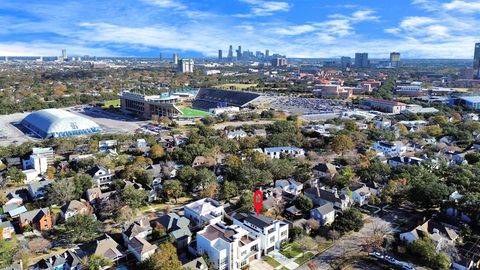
[385, 256, 401, 265]
[402, 263, 415, 270]
[369, 252, 384, 259]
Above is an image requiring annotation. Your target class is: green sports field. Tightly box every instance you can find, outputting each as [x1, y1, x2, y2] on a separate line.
[179, 107, 211, 117]
[102, 99, 121, 108]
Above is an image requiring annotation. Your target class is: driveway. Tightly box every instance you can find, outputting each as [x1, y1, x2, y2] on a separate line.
[296, 216, 393, 270]
[250, 259, 275, 270]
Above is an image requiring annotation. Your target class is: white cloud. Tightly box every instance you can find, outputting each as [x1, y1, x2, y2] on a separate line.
[443, 0, 480, 12]
[235, 0, 291, 17]
[142, 0, 186, 9]
[271, 24, 316, 35]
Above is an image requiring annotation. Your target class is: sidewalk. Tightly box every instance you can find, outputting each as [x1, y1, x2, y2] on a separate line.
[270, 250, 299, 270]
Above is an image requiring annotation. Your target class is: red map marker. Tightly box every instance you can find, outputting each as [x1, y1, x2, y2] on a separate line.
[254, 190, 263, 216]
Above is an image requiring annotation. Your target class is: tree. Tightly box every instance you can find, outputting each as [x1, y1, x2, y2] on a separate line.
[409, 180, 450, 209]
[238, 190, 254, 212]
[361, 221, 388, 252]
[0, 192, 7, 205]
[335, 167, 356, 187]
[141, 242, 182, 270]
[46, 178, 76, 205]
[221, 181, 238, 199]
[200, 182, 219, 199]
[73, 173, 94, 198]
[120, 186, 148, 209]
[83, 255, 113, 270]
[410, 238, 450, 270]
[151, 223, 167, 240]
[268, 159, 295, 183]
[295, 194, 313, 213]
[306, 218, 320, 231]
[177, 166, 197, 191]
[163, 180, 184, 203]
[331, 134, 355, 155]
[150, 144, 165, 160]
[27, 238, 51, 253]
[332, 209, 364, 234]
[195, 168, 216, 190]
[396, 123, 409, 136]
[0, 238, 18, 268]
[46, 166, 56, 179]
[65, 215, 102, 243]
[5, 167, 26, 183]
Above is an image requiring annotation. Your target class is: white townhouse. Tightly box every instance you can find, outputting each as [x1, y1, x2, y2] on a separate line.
[197, 222, 261, 270]
[184, 198, 224, 227]
[232, 213, 289, 255]
[254, 147, 305, 159]
[372, 141, 406, 157]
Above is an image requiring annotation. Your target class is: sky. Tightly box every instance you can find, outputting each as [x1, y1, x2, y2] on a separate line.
[0, 0, 480, 58]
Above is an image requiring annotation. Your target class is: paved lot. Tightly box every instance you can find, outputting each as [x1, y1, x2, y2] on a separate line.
[250, 259, 275, 270]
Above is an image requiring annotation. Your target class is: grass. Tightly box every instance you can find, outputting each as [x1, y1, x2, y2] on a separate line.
[280, 243, 303, 258]
[179, 107, 211, 118]
[317, 240, 334, 253]
[102, 99, 120, 108]
[215, 83, 258, 90]
[280, 267, 289, 270]
[294, 252, 314, 265]
[265, 256, 281, 268]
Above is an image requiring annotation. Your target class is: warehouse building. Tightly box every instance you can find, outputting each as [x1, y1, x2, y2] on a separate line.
[21, 109, 101, 138]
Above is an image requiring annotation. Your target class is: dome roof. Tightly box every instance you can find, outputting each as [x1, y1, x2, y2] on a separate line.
[21, 109, 101, 138]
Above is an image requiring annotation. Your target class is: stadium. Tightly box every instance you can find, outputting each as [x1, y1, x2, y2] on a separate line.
[192, 88, 261, 111]
[21, 109, 101, 138]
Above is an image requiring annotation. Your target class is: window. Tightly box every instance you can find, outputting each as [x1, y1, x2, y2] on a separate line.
[241, 250, 247, 256]
[281, 231, 287, 237]
[270, 236, 275, 243]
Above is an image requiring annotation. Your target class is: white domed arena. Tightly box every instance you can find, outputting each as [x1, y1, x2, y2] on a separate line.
[21, 109, 101, 138]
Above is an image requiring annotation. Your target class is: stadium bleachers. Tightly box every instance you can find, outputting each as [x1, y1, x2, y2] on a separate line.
[192, 88, 260, 111]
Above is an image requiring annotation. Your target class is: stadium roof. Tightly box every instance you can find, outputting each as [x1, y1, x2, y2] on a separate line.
[21, 109, 101, 138]
[192, 88, 260, 111]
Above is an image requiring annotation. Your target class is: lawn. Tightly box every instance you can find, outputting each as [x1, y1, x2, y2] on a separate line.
[215, 83, 258, 90]
[294, 252, 314, 265]
[179, 107, 211, 118]
[102, 99, 120, 108]
[280, 243, 303, 258]
[265, 256, 281, 268]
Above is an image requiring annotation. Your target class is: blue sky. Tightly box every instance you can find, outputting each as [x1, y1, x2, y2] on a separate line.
[0, 0, 480, 58]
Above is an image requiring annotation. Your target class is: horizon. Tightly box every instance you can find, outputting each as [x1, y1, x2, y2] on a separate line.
[1, 0, 480, 58]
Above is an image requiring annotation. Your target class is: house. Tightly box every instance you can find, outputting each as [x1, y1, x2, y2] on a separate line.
[372, 141, 406, 157]
[0, 262, 23, 270]
[310, 203, 336, 226]
[196, 222, 261, 270]
[275, 179, 303, 196]
[157, 213, 192, 251]
[22, 154, 48, 175]
[4, 192, 24, 207]
[304, 186, 351, 210]
[127, 236, 157, 262]
[452, 255, 476, 270]
[388, 156, 424, 167]
[122, 217, 152, 243]
[92, 234, 125, 262]
[184, 198, 224, 227]
[61, 200, 93, 221]
[373, 118, 392, 129]
[0, 221, 15, 239]
[99, 140, 118, 151]
[182, 257, 208, 270]
[32, 250, 81, 270]
[226, 130, 248, 140]
[313, 163, 338, 179]
[342, 183, 378, 206]
[399, 219, 459, 250]
[254, 147, 305, 159]
[23, 169, 39, 183]
[19, 208, 53, 231]
[86, 165, 113, 186]
[445, 191, 472, 223]
[136, 139, 148, 149]
[252, 129, 267, 137]
[27, 180, 52, 200]
[232, 212, 289, 255]
[192, 156, 213, 168]
[464, 113, 479, 121]
[5, 205, 27, 218]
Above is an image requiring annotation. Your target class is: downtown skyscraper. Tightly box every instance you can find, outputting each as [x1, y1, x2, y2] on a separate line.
[474, 43, 480, 79]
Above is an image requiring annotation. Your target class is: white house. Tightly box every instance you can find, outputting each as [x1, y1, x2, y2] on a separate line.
[254, 147, 305, 159]
[86, 165, 113, 186]
[232, 213, 289, 255]
[22, 169, 39, 183]
[61, 200, 92, 221]
[388, 156, 424, 167]
[196, 222, 261, 270]
[342, 184, 378, 206]
[372, 141, 406, 157]
[464, 113, 479, 121]
[399, 219, 459, 250]
[275, 179, 303, 196]
[184, 198, 224, 227]
[22, 154, 48, 175]
[226, 130, 248, 140]
[373, 118, 392, 129]
[310, 203, 335, 225]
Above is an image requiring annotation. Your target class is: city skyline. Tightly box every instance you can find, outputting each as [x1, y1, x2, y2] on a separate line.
[1, 0, 480, 58]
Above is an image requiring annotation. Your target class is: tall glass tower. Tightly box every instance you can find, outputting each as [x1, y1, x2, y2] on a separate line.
[474, 43, 480, 79]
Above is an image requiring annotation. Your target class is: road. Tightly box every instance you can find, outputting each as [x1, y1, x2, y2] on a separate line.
[296, 216, 393, 270]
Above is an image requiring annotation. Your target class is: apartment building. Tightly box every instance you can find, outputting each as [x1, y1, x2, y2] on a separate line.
[197, 222, 261, 270]
[184, 198, 224, 227]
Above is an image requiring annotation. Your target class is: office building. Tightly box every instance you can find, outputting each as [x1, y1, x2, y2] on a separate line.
[474, 43, 480, 79]
[218, 50, 222, 60]
[354, 53, 369, 68]
[236, 46, 242, 61]
[120, 91, 182, 118]
[361, 98, 407, 113]
[159, 53, 162, 61]
[173, 53, 178, 65]
[271, 57, 287, 67]
[228, 45, 234, 61]
[62, 49, 67, 60]
[178, 59, 194, 73]
[390, 52, 401, 68]
[265, 49, 269, 58]
[340, 56, 351, 68]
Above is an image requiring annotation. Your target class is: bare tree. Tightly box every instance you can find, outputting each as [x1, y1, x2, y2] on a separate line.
[361, 221, 389, 252]
[46, 178, 76, 205]
[306, 218, 320, 231]
[27, 237, 51, 253]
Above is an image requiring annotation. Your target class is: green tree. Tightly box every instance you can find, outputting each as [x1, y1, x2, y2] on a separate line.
[335, 167, 356, 187]
[65, 215, 102, 243]
[238, 190, 254, 212]
[409, 180, 450, 209]
[46, 178, 76, 205]
[295, 194, 313, 213]
[410, 238, 450, 270]
[83, 255, 113, 270]
[163, 180, 184, 203]
[73, 173, 94, 198]
[150, 144, 165, 160]
[332, 209, 364, 234]
[177, 166, 197, 191]
[141, 242, 182, 270]
[195, 168, 216, 190]
[120, 186, 148, 209]
[5, 167, 26, 183]
[221, 181, 238, 199]
[0, 238, 18, 268]
[331, 134, 355, 155]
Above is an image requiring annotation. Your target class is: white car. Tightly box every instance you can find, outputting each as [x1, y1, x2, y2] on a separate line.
[402, 263, 415, 270]
[369, 252, 384, 259]
[385, 256, 401, 265]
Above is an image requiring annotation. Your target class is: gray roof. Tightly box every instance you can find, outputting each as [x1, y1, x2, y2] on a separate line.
[233, 212, 274, 229]
[0, 263, 22, 270]
[183, 257, 208, 270]
[128, 236, 156, 256]
[19, 208, 50, 224]
[28, 180, 52, 194]
[312, 203, 335, 216]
